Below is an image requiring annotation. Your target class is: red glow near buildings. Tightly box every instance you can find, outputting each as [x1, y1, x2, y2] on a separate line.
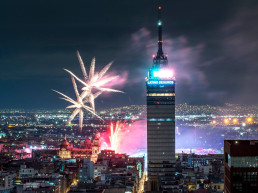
[109, 122, 121, 152]
[100, 120, 147, 156]
[101, 122, 123, 153]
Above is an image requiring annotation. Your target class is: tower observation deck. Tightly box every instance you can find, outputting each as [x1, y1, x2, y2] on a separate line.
[146, 6, 177, 192]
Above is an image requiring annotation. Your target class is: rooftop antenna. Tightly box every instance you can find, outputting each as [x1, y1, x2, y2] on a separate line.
[157, 6, 163, 57]
[153, 6, 168, 66]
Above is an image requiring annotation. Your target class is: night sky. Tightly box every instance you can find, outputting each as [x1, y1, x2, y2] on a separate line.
[0, 0, 257, 109]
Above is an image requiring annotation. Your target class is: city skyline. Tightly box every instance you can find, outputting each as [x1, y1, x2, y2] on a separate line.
[1, 0, 258, 109]
[0, 1, 257, 193]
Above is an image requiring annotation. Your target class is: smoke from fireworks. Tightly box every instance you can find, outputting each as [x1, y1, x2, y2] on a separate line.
[100, 120, 147, 156]
[100, 119, 227, 157]
[53, 51, 124, 131]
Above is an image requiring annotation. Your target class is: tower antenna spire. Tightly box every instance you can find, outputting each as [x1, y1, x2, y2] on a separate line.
[153, 6, 167, 66]
[157, 6, 163, 57]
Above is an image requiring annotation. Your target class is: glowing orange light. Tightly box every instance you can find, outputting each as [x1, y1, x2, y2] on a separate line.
[247, 117, 253, 123]
[158, 6, 162, 10]
[212, 120, 216, 124]
[233, 118, 238, 124]
[224, 119, 229, 124]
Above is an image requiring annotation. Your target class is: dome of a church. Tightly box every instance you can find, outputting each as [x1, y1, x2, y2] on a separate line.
[60, 135, 70, 150]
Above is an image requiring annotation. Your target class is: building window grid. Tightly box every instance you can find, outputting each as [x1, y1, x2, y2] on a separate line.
[244, 172, 257, 181]
[231, 156, 258, 168]
[233, 172, 258, 182]
[233, 183, 242, 192]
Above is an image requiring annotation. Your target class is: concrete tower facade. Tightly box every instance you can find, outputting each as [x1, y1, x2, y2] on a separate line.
[146, 6, 176, 191]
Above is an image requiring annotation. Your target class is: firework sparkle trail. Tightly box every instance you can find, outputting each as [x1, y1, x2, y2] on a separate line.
[109, 122, 121, 153]
[53, 51, 124, 132]
[64, 51, 123, 112]
[52, 77, 102, 132]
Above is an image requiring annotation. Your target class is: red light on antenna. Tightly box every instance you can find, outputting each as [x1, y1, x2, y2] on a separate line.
[158, 6, 162, 10]
[152, 54, 155, 58]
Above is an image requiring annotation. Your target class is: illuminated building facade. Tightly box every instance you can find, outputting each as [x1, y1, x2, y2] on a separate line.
[224, 140, 258, 193]
[59, 135, 72, 159]
[33, 134, 101, 161]
[91, 133, 101, 163]
[146, 6, 176, 191]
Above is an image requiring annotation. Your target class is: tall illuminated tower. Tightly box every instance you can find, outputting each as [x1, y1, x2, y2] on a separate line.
[146, 6, 176, 191]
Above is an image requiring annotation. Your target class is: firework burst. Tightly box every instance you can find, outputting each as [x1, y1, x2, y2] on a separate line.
[52, 77, 102, 132]
[64, 51, 123, 111]
[53, 51, 123, 132]
[109, 122, 121, 152]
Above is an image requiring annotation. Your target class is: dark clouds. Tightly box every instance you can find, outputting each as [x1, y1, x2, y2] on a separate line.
[221, 5, 258, 104]
[0, 0, 257, 109]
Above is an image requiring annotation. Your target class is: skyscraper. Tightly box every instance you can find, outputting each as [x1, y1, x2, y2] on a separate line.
[224, 140, 258, 193]
[146, 6, 176, 191]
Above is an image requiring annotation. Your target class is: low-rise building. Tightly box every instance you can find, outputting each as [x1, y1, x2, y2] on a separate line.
[19, 165, 38, 179]
[0, 171, 16, 193]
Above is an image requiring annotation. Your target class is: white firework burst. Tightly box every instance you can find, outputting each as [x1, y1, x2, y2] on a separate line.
[64, 51, 123, 111]
[53, 51, 123, 132]
[52, 76, 102, 132]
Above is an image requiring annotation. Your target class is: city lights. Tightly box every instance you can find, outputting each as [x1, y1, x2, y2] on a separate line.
[246, 117, 253, 123]
[0, 104, 257, 193]
[1, 2, 258, 193]
[224, 119, 229, 124]
[233, 118, 238, 124]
